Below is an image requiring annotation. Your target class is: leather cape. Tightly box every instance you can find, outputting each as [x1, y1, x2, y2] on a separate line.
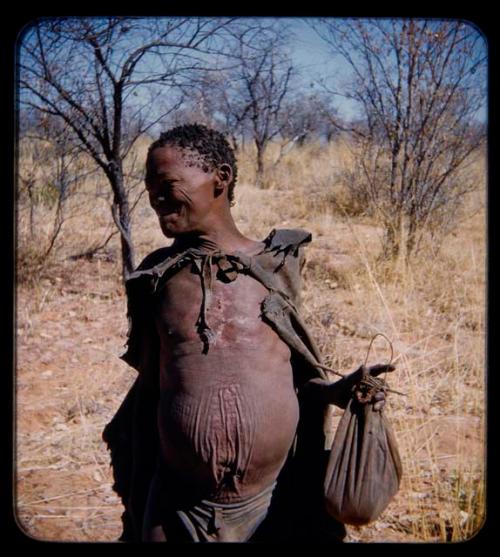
[102, 228, 346, 542]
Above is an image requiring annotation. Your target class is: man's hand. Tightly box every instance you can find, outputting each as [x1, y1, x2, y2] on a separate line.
[304, 363, 396, 410]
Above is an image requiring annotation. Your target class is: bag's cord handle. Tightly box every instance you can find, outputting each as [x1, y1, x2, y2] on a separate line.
[364, 332, 394, 368]
[363, 333, 406, 396]
[317, 332, 395, 377]
[317, 332, 405, 396]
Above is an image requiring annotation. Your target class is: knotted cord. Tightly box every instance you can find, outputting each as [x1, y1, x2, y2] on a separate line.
[193, 251, 245, 353]
[195, 252, 217, 353]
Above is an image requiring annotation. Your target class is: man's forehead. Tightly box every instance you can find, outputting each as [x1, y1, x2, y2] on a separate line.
[148, 144, 203, 166]
[148, 144, 188, 166]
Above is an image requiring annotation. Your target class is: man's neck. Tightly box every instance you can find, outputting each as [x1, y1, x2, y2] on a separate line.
[173, 218, 251, 255]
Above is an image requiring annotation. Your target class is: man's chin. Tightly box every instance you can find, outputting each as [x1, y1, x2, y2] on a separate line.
[160, 224, 190, 239]
[159, 219, 182, 238]
[161, 227, 176, 238]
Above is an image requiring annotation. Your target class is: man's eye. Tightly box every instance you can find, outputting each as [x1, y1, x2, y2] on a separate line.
[150, 194, 166, 208]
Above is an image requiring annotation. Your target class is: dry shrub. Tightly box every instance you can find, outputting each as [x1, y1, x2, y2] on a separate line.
[16, 241, 52, 287]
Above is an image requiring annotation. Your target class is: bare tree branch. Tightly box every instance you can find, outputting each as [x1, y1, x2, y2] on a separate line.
[19, 17, 238, 281]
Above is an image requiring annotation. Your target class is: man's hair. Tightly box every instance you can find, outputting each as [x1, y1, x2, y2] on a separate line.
[147, 123, 238, 203]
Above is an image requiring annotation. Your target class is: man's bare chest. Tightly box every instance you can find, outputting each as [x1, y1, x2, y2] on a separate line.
[154, 264, 271, 344]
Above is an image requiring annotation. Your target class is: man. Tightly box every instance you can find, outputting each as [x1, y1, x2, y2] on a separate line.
[103, 124, 392, 543]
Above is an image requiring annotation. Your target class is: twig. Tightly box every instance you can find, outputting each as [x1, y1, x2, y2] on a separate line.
[20, 487, 104, 507]
[29, 515, 74, 519]
[24, 505, 118, 510]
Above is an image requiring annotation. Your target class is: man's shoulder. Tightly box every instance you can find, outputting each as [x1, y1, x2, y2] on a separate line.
[124, 245, 179, 292]
[263, 228, 312, 254]
[135, 245, 177, 272]
[252, 228, 312, 303]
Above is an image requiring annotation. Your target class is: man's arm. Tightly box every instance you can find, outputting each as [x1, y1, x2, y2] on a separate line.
[303, 364, 396, 411]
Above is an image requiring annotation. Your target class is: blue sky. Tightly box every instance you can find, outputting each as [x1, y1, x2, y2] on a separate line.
[20, 17, 487, 126]
[286, 18, 360, 119]
[283, 17, 487, 123]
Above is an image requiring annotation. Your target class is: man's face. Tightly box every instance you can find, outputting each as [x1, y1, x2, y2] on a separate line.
[146, 145, 219, 238]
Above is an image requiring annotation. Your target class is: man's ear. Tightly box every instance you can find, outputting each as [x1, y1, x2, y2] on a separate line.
[215, 163, 233, 194]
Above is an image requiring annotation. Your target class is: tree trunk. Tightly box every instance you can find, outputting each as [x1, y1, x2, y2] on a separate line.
[406, 218, 418, 258]
[382, 217, 401, 261]
[27, 179, 35, 238]
[108, 160, 136, 282]
[397, 214, 409, 267]
[297, 132, 307, 147]
[230, 133, 239, 153]
[255, 140, 265, 188]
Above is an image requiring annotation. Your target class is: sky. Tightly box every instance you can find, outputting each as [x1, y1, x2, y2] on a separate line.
[19, 16, 487, 128]
[286, 18, 361, 119]
[283, 17, 487, 123]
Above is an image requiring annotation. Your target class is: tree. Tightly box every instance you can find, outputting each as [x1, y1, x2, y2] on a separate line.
[171, 22, 297, 174]
[19, 16, 235, 281]
[279, 91, 340, 146]
[193, 71, 249, 153]
[312, 18, 487, 259]
[18, 112, 98, 280]
[207, 24, 295, 186]
[241, 33, 295, 185]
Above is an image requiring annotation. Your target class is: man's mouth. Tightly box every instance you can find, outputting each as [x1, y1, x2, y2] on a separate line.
[163, 200, 183, 216]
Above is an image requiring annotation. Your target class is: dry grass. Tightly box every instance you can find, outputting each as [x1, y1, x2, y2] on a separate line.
[15, 138, 486, 542]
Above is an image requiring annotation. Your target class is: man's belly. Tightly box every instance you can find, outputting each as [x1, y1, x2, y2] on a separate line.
[157, 343, 299, 502]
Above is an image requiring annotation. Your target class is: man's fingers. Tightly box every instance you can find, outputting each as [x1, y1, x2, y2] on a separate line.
[372, 391, 385, 402]
[368, 363, 396, 377]
[373, 401, 385, 412]
[344, 365, 369, 385]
